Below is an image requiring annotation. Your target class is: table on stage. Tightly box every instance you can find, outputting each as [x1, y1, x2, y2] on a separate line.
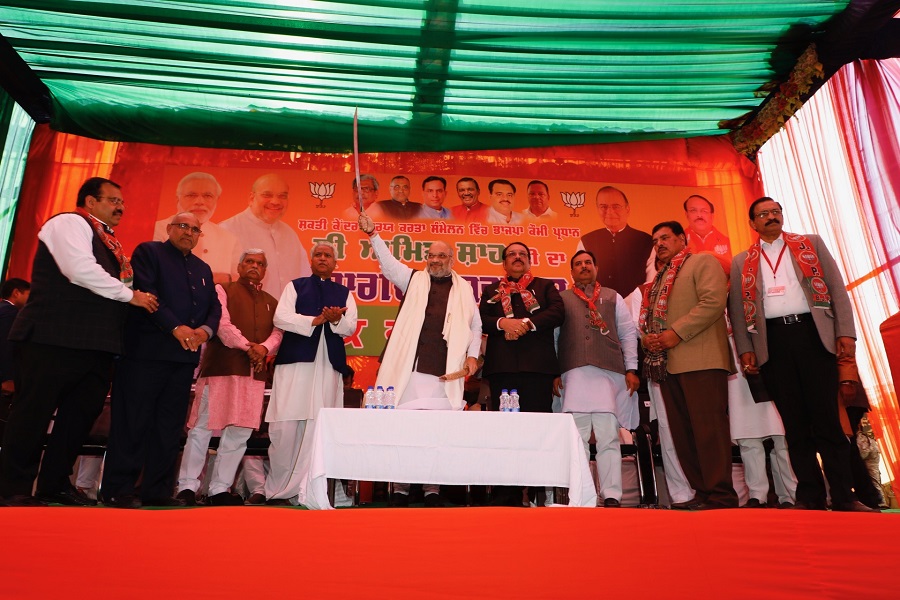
[295, 408, 598, 509]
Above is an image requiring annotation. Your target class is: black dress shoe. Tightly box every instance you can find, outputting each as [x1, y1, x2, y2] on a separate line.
[265, 498, 292, 506]
[742, 498, 766, 508]
[106, 495, 142, 509]
[790, 501, 827, 511]
[832, 500, 881, 513]
[777, 501, 795, 509]
[670, 498, 703, 510]
[142, 497, 185, 507]
[423, 493, 444, 508]
[207, 492, 244, 506]
[603, 498, 621, 508]
[390, 492, 409, 507]
[175, 489, 197, 506]
[36, 487, 98, 507]
[2, 494, 47, 507]
[245, 493, 266, 505]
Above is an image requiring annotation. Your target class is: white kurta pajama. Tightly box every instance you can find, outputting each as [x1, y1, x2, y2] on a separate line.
[726, 334, 797, 505]
[264, 280, 358, 501]
[368, 234, 481, 496]
[557, 290, 638, 503]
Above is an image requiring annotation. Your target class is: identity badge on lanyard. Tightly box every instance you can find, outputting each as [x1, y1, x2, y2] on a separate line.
[763, 244, 787, 297]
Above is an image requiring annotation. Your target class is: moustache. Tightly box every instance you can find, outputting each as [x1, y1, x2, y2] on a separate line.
[113, 209, 123, 216]
[766, 219, 780, 226]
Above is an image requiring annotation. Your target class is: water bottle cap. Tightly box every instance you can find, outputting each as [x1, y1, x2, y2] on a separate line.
[376, 385, 384, 390]
[511, 389, 518, 393]
[367, 386, 374, 390]
[387, 386, 394, 390]
[501, 389, 509, 394]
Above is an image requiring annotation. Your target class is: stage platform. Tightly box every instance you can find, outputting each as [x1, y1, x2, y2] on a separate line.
[1, 505, 896, 599]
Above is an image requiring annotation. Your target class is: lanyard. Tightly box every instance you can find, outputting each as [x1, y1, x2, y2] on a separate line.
[761, 243, 788, 276]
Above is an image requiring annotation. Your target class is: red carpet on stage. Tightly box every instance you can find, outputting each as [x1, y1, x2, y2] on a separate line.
[1, 507, 897, 599]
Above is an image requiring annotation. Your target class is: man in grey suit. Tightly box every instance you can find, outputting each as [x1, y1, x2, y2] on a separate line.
[640, 221, 737, 510]
[730, 197, 877, 512]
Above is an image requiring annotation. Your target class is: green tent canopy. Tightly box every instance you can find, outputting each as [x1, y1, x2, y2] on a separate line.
[1, 1, 890, 153]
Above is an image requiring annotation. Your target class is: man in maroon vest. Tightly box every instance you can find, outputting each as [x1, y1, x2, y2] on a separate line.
[0, 177, 158, 507]
[174, 249, 282, 506]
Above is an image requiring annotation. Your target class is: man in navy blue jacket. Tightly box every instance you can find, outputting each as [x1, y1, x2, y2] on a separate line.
[102, 212, 221, 508]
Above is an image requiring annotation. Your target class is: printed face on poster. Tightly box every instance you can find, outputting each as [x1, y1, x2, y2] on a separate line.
[154, 168, 734, 357]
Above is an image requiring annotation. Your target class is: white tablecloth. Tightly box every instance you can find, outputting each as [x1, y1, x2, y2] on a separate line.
[295, 408, 598, 509]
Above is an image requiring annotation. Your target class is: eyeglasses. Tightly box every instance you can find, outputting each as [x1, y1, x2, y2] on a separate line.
[170, 222, 202, 235]
[96, 196, 125, 206]
[755, 208, 783, 219]
[426, 253, 450, 260]
[597, 204, 625, 211]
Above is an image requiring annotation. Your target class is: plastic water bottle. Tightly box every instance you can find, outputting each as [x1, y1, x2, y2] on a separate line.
[385, 386, 396, 409]
[375, 385, 385, 409]
[364, 386, 376, 409]
[499, 389, 510, 412]
[510, 389, 520, 412]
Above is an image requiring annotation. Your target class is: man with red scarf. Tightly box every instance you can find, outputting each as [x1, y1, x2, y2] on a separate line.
[729, 197, 876, 512]
[480, 241, 564, 505]
[0, 177, 158, 507]
[640, 221, 737, 510]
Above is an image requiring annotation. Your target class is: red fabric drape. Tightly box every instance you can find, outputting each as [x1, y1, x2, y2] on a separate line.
[818, 58, 900, 498]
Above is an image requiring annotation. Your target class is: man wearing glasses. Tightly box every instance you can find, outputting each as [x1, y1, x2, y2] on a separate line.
[578, 186, 654, 299]
[730, 197, 876, 513]
[102, 212, 221, 508]
[684, 194, 732, 273]
[370, 175, 423, 221]
[358, 212, 481, 507]
[0, 177, 158, 506]
[342, 174, 380, 220]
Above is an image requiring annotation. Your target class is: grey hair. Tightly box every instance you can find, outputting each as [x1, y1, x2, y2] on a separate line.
[176, 172, 222, 197]
[310, 241, 338, 256]
[239, 248, 267, 266]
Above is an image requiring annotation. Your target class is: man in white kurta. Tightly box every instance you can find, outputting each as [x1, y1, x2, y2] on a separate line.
[220, 173, 311, 297]
[153, 172, 242, 283]
[359, 212, 481, 506]
[555, 250, 639, 507]
[726, 331, 797, 507]
[263, 242, 357, 503]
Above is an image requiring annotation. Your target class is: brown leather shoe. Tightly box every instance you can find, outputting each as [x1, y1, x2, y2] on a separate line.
[832, 500, 881, 513]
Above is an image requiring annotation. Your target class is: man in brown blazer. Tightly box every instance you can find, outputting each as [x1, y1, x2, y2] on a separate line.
[730, 197, 876, 512]
[641, 221, 737, 509]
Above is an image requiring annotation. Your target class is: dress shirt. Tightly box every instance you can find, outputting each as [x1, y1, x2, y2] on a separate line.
[759, 235, 811, 318]
[419, 205, 451, 220]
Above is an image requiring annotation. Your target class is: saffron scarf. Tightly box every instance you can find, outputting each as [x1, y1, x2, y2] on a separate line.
[740, 232, 830, 332]
[486, 271, 540, 317]
[75, 208, 133, 286]
[639, 249, 691, 382]
[572, 282, 609, 335]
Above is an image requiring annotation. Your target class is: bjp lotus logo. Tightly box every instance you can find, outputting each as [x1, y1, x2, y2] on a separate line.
[309, 182, 335, 208]
[561, 191, 585, 217]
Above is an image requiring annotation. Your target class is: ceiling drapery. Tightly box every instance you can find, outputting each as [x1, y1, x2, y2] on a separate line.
[0, 1, 852, 152]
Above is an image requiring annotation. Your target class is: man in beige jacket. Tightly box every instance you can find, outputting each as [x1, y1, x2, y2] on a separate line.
[640, 221, 737, 510]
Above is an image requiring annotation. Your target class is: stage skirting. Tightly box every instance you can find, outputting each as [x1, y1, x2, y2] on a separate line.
[1, 507, 895, 599]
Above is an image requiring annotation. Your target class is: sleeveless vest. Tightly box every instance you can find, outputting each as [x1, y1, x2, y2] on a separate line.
[199, 281, 277, 381]
[9, 212, 128, 354]
[275, 276, 350, 375]
[557, 284, 625, 374]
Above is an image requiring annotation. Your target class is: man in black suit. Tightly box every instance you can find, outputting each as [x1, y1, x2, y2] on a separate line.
[578, 186, 654, 298]
[0, 278, 30, 396]
[102, 212, 221, 508]
[0, 279, 30, 445]
[479, 242, 565, 413]
[0, 177, 158, 507]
